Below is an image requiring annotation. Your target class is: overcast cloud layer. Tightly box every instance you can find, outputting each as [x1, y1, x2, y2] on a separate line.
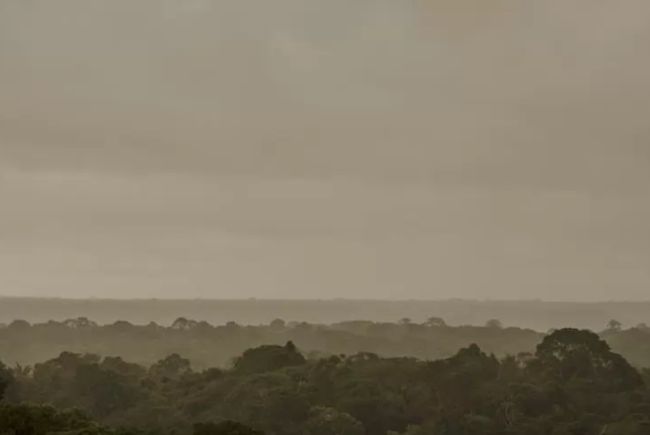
[1, 0, 649, 300]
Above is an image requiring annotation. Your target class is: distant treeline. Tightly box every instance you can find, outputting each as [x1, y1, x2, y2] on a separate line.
[2, 316, 650, 369]
[2, 329, 650, 434]
[4, 298, 650, 331]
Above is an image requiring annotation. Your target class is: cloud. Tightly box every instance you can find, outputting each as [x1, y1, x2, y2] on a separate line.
[1, 0, 649, 299]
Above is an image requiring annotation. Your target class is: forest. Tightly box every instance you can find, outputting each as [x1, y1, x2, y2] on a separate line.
[4, 298, 650, 332]
[2, 324, 650, 434]
[2, 316, 650, 368]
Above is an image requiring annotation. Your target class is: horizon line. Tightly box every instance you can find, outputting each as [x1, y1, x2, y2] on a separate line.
[2, 295, 650, 304]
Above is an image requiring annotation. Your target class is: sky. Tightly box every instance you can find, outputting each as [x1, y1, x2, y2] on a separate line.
[1, 0, 649, 300]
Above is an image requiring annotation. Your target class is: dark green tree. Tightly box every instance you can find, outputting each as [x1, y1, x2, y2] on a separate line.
[194, 421, 264, 435]
[530, 328, 643, 392]
[234, 342, 305, 374]
[0, 360, 13, 400]
[304, 406, 364, 435]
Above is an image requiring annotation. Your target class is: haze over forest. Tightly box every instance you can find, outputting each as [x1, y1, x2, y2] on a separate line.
[4, 2, 650, 435]
[3, 298, 650, 333]
[2, 0, 650, 301]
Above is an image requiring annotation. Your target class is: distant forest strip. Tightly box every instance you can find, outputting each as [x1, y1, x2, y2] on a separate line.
[4, 297, 650, 331]
[2, 329, 650, 434]
[2, 315, 650, 369]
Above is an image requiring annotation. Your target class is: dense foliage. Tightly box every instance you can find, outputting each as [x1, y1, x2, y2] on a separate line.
[2, 329, 650, 434]
[0, 317, 541, 370]
[4, 317, 650, 370]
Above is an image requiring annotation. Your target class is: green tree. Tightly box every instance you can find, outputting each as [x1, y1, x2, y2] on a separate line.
[234, 342, 305, 374]
[485, 319, 503, 329]
[425, 317, 447, 328]
[0, 403, 104, 435]
[0, 360, 13, 400]
[531, 328, 643, 392]
[149, 353, 192, 381]
[194, 421, 263, 435]
[607, 319, 622, 332]
[304, 406, 364, 435]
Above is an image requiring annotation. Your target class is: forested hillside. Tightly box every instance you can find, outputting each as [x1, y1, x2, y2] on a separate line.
[2, 329, 650, 434]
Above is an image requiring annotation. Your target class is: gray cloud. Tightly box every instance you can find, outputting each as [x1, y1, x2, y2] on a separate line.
[1, 0, 649, 299]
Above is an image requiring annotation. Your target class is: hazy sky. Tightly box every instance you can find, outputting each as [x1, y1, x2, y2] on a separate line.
[1, 0, 649, 300]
